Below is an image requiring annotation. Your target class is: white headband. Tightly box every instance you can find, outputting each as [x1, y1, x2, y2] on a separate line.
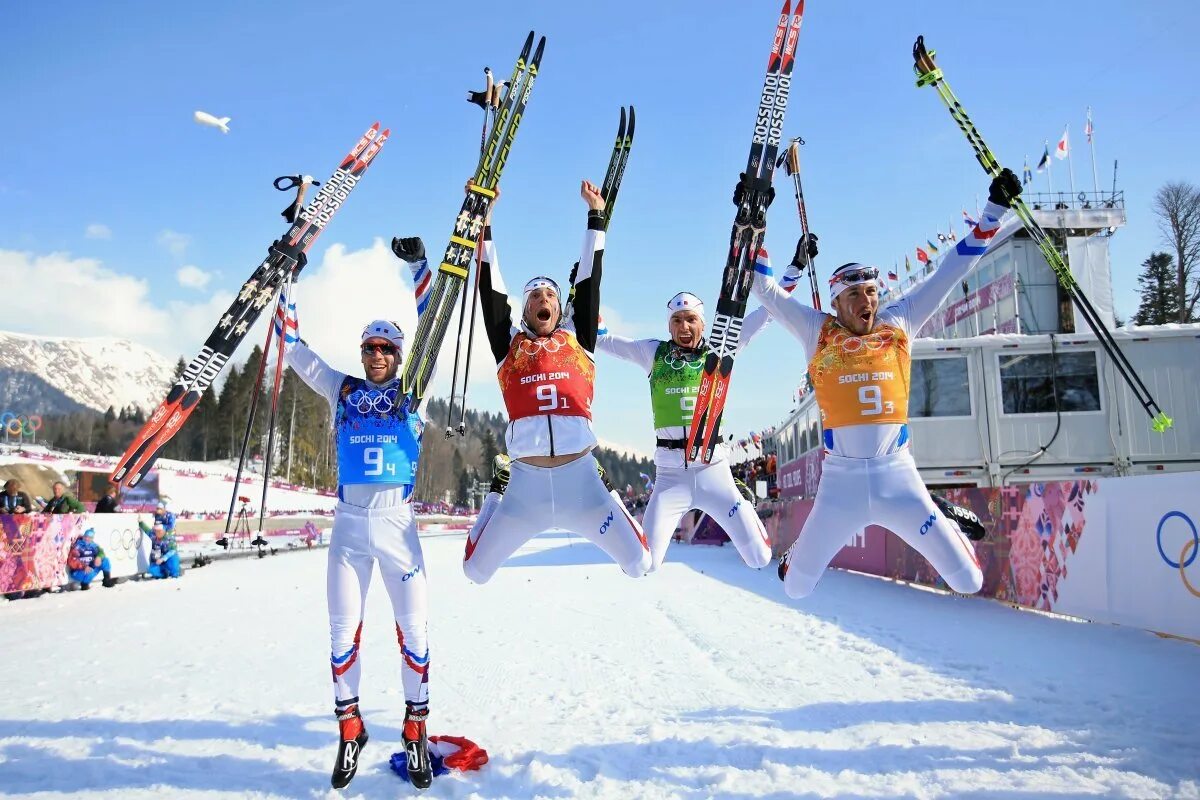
[523, 276, 560, 304]
[667, 291, 705, 324]
[362, 319, 405, 357]
[828, 263, 884, 301]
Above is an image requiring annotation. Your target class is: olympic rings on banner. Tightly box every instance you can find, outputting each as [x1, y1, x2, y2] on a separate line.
[1181, 539, 1200, 599]
[518, 330, 568, 356]
[1, 412, 42, 436]
[1156, 510, 1198, 570]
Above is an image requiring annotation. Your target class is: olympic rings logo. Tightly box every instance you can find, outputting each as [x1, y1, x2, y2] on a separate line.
[1, 411, 43, 436]
[830, 328, 894, 354]
[1155, 510, 1199, 599]
[347, 387, 397, 415]
[663, 349, 704, 371]
[517, 330, 569, 355]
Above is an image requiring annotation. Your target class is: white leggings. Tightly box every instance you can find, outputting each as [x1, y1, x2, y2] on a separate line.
[463, 453, 651, 583]
[784, 449, 983, 599]
[642, 461, 772, 572]
[327, 502, 429, 707]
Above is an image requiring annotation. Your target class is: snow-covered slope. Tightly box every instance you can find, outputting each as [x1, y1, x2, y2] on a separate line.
[1, 537, 1197, 798]
[0, 330, 174, 414]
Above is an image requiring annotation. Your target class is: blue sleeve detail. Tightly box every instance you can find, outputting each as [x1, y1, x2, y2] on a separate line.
[955, 239, 987, 257]
[754, 261, 773, 276]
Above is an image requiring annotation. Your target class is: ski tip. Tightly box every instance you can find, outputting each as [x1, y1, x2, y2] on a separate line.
[779, 0, 790, 17]
[794, 0, 804, 15]
[522, 30, 534, 53]
[532, 35, 546, 62]
[627, 105, 636, 135]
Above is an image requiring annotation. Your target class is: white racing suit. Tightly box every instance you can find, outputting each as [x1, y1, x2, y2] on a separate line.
[753, 201, 1011, 599]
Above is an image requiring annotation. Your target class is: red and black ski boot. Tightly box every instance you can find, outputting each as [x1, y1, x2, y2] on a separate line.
[331, 704, 368, 789]
[403, 702, 433, 789]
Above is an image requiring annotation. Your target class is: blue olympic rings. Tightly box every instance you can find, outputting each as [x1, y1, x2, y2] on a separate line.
[1156, 510, 1198, 570]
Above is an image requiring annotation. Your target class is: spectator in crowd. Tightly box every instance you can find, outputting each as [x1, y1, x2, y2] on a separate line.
[94, 484, 120, 513]
[42, 481, 85, 514]
[139, 519, 181, 579]
[153, 501, 177, 531]
[67, 528, 115, 590]
[1, 479, 32, 514]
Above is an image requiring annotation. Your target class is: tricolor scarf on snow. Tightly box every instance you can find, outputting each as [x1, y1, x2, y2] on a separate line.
[390, 735, 489, 784]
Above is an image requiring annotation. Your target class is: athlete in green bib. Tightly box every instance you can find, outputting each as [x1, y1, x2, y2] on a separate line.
[595, 257, 803, 572]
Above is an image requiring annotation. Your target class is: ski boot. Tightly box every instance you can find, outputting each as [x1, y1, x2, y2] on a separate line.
[403, 702, 433, 789]
[777, 547, 790, 583]
[930, 493, 987, 541]
[489, 454, 511, 495]
[733, 477, 757, 507]
[331, 704, 368, 789]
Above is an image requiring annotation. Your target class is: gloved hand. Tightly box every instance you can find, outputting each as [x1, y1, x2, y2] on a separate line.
[391, 236, 425, 264]
[791, 233, 819, 267]
[733, 173, 776, 209]
[988, 168, 1022, 208]
[779, 262, 803, 295]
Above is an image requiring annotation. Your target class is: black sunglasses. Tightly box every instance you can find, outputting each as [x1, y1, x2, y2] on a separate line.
[361, 343, 398, 357]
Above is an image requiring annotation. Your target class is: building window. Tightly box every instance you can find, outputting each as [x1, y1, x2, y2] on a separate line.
[999, 351, 1101, 414]
[909, 357, 972, 417]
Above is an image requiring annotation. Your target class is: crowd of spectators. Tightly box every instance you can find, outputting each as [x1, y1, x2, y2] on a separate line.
[2, 478, 90, 514]
[730, 452, 780, 500]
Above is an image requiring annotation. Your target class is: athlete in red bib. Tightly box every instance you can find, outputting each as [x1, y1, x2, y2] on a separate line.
[462, 179, 651, 583]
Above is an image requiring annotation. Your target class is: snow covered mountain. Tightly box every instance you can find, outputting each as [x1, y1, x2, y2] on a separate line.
[0, 330, 174, 414]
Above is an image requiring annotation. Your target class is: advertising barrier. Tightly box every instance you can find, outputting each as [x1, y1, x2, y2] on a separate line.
[1, 514, 149, 594]
[762, 472, 1200, 640]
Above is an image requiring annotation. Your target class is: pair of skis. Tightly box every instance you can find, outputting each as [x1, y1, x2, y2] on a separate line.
[912, 37, 1172, 433]
[110, 124, 389, 489]
[402, 32, 547, 414]
[687, 0, 806, 463]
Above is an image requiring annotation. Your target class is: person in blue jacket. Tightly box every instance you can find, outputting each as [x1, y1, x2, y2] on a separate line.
[139, 519, 181, 579]
[67, 529, 115, 589]
[153, 501, 177, 532]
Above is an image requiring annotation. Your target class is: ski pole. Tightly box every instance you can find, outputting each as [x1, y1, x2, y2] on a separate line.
[258, 271, 294, 530]
[456, 232, 485, 436]
[913, 36, 1171, 433]
[225, 288, 282, 533]
[777, 137, 821, 310]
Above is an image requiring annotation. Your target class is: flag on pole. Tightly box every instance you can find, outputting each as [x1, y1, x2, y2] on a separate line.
[916, 247, 929, 265]
[1085, 107, 1094, 144]
[937, 230, 947, 243]
[887, 267, 898, 282]
[1055, 126, 1070, 160]
[926, 239, 939, 254]
[1036, 143, 1051, 172]
[947, 221, 957, 242]
[905, 253, 912, 272]
[1022, 155, 1033, 185]
[962, 209, 977, 228]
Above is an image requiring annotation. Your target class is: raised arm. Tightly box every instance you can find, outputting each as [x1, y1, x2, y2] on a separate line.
[477, 225, 517, 364]
[751, 247, 826, 357]
[596, 332, 658, 372]
[569, 180, 606, 353]
[889, 170, 1019, 333]
[285, 340, 346, 413]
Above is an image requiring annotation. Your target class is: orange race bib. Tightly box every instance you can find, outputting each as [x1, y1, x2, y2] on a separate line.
[808, 318, 911, 428]
[498, 330, 595, 422]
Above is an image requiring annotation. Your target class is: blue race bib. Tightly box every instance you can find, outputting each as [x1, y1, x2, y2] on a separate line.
[335, 380, 421, 485]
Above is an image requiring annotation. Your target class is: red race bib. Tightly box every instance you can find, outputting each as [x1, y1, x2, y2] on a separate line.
[498, 330, 594, 421]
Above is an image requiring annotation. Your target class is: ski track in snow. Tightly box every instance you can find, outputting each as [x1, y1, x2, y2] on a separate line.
[1, 531, 1198, 799]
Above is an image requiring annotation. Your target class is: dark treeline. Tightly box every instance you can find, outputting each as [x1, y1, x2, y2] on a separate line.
[29, 348, 655, 507]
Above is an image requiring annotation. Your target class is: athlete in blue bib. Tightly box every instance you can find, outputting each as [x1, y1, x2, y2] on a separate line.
[284, 238, 434, 789]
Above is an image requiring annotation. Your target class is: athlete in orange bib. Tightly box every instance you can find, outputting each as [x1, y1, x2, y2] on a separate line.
[753, 169, 1022, 599]
[461, 179, 650, 584]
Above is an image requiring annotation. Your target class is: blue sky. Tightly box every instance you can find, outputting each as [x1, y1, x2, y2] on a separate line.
[3, 1, 1198, 456]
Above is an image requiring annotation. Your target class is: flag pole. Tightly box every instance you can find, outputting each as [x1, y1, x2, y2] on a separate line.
[1044, 141, 1054, 196]
[1087, 107, 1100, 198]
[1064, 125, 1078, 200]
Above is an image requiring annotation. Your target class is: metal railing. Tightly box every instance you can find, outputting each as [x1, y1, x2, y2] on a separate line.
[1024, 190, 1124, 211]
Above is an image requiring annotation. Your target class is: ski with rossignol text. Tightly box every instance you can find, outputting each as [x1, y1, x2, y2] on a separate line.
[111, 123, 389, 487]
[400, 32, 546, 411]
[687, 0, 805, 463]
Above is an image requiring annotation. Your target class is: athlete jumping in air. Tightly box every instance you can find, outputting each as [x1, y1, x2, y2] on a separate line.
[593, 261, 804, 572]
[461, 179, 651, 583]
[283, 246, 434, 789]
[753, 169, 1022, 599]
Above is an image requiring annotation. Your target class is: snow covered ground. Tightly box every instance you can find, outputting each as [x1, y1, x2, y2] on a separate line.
[2, 531, 1198, 799]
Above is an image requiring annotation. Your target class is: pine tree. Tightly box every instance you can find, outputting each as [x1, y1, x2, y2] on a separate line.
[1134, 252, 1181, 325]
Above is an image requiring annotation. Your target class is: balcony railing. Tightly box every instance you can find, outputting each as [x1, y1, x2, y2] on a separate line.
[1024, 190, 1124, 211]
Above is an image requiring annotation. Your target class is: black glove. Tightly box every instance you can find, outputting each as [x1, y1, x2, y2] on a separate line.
[791, 233, 819, 267]
[292, 249, 308, 277]
[391, 236, 425, 263]
[988, 168, 1022, 208]
[733, 173, 776, 210]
